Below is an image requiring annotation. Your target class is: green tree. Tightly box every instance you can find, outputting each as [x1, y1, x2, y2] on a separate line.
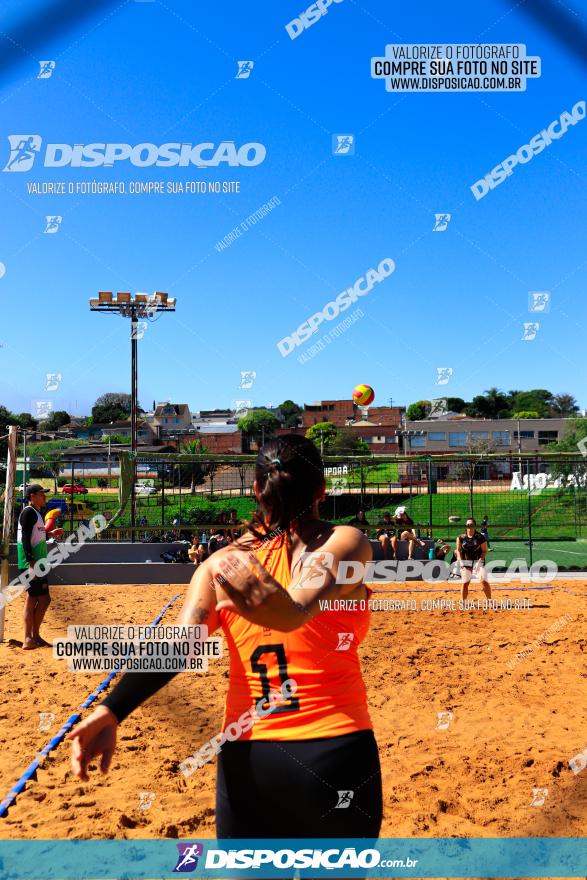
[508, 389, 553, 418]
[511, 410, 539, 419]
[41, 410, 70, 430]
[544, 417, 587, 484]
[42, 451, 64, 493]
[0, 405, 17, 467]
[278, 399, 302, 428]
[549, 393, 579, 417]
[446, 397, 467, 413]
[237, 410, 280, 445]
[179, 439, 215, 495]
[305, 422, 338, 452]
[15, 412, 38, 429]
[406, 401, 430, 421]
[548, 417, 587, 453]
[92, 393, 136, 423]
[103, 434, 131, 445]
[466, 388, 510, 418]
[329, 429, 370, 455]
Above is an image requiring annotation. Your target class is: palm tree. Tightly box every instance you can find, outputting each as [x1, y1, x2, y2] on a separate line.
[483, 387, 509, 418]
[550, 393, 579, 417]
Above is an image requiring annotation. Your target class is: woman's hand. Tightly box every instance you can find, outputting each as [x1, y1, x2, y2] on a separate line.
[66, 705, 118, 781]
[212, 552, 280, 614]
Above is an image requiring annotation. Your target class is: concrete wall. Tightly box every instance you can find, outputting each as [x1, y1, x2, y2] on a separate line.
[8, 540, 436, 585]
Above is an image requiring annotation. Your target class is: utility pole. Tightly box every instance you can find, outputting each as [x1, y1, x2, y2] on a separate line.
[22, 430, 27, 497]
[0, 425, 18, 642]
[90, 291, 176, 542]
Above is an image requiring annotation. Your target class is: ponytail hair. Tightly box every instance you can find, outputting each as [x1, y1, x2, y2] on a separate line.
[247, 434, 325, 538]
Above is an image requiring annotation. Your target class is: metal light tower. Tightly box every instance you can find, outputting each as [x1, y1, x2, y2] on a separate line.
[89, 291, 176, 540]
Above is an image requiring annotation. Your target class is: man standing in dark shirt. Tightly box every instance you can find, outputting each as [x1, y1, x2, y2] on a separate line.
[455, 517, 490, 601]
[17, 484, 63, 649]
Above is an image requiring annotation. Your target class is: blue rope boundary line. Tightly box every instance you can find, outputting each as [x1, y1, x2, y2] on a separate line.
[371, 585, 587, 595]
[0, 592, 181, 818]
[370, 585, 556, 593]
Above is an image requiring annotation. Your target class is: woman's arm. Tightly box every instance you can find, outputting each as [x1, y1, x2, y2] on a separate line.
[212, 525, 372, 632]
[455, 536, 462, 561]
[67, 564, 221, 779]
[100, 564, 221, 722]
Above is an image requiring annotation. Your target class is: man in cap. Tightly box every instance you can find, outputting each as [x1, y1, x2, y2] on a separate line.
[17, 484, 63, 649]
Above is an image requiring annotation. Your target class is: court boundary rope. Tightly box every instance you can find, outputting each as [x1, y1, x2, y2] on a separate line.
[0, 592, 181, 818]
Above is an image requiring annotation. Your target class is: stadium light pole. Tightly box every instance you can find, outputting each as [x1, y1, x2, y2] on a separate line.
[89, 291, 176, 541]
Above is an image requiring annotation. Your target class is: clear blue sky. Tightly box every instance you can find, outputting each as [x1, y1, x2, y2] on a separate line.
[0, 0, 585, 417]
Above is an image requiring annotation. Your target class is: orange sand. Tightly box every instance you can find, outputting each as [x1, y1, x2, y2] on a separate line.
[0, 580, 586, 849]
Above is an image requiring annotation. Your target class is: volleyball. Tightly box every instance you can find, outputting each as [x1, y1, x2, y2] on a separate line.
[44, 508, 61, 526]
[353, 384, 375, 406]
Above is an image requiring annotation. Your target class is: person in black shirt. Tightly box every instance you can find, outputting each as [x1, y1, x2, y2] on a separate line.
[390, 506, 426, 560]
[480, 515, 491, 550]
[455, 517, 491, 600]
[348, 509, 370, 536]
[209, 529, 230, 554]
[376, 512, 395, 559]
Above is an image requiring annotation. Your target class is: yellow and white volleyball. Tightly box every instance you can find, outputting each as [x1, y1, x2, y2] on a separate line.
[352, 384, 375, 406]
[0, 262, 6, 279]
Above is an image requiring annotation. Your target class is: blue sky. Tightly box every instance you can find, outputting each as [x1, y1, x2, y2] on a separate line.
[0, 0, 585, 417]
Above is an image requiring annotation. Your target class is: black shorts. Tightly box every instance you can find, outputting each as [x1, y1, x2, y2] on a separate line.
[24, 576, 50, 598]
[216, 729, 382, 839]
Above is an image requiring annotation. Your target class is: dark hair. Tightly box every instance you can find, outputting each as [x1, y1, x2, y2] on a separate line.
[248, 434, 325, 536]
[466, 517, 476, 526]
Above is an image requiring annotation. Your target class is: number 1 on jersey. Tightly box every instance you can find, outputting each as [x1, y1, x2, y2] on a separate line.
[250, 644, 300, 714]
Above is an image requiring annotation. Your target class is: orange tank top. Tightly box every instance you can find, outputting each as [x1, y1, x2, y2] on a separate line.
[220, 530, 373, 740]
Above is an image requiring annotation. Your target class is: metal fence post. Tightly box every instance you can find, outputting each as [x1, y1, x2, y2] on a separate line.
[427, 457, 433, 532]
[526, 458, 533, 567]
[70, 461, 75, 534]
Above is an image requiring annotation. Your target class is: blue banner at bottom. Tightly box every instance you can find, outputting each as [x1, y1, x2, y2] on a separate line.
[0, 838, 586, 878]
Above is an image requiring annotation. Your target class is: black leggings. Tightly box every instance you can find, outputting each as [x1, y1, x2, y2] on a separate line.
[216, 729, 382, 839]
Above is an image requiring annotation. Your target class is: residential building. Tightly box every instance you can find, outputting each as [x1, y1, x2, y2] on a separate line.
[95, 419, 158, 444]
[303, 400, 356, 428]
[152, 402, 192, 434]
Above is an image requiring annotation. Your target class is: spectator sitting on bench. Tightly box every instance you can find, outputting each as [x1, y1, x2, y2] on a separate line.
[209, 528, 230, 554]
[376, 511, 395, 559]
[348, 509, 370, 535]
[227, 508, 241, 541]
[188, 540, 208, 566]
[390, 506, 426, 560]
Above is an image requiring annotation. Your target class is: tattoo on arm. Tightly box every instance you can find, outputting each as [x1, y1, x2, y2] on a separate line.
[190, 605, 210, 626]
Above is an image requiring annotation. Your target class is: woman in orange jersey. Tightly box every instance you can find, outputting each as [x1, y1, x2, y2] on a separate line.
[68, 435, 382, 839]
